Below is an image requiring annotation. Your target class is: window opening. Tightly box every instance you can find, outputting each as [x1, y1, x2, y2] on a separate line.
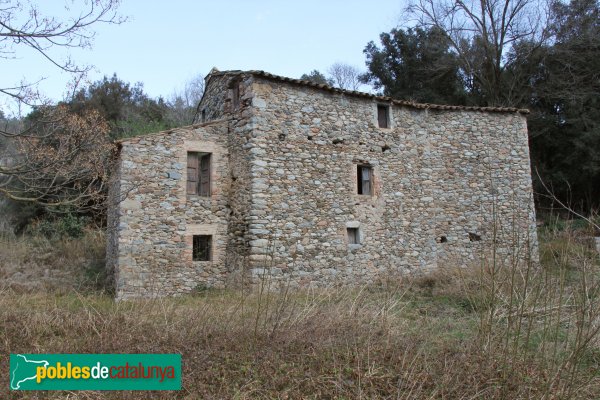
[193, 235, 212, 261]
[187, 152, 211, 196]
[357, 165, 373, 195]
[347, 228, 360, 245]
[377, 104, 389, 128]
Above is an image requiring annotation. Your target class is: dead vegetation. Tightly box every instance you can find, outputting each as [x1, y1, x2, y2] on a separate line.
[1, 223, 599, 399]
[0, 228, 106, 293]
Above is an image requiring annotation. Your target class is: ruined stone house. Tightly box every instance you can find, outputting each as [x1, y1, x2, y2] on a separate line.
[107, 69, 538, 299]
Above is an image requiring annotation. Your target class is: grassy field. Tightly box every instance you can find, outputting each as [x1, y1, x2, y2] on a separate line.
[1, 224, 600, 399]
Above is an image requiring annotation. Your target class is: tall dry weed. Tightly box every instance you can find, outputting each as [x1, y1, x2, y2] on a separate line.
[1, 221, 599, 398]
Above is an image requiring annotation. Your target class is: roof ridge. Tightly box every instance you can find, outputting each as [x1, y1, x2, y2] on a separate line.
[208, 69, 529, 114]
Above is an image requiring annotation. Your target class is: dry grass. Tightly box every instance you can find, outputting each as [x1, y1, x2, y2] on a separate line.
[0, 225, 599, 399]
[0, 229, 106, 293]
[0, 286, 556, 399]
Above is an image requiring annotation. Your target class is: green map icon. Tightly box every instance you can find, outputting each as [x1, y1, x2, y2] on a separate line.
[10, 354, 49, 390]
[9, 353, 181, 390]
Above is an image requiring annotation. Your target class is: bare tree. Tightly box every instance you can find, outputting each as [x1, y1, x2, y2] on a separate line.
[0, 0, 123, 208]
[167, 73, 205, 126]
[327, 62, 363, 91]
[406, 0, 551, 106]
[0, 106, 114, 209]
[1, 0, 124, 105]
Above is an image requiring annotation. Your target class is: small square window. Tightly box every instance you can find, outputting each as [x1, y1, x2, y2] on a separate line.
[377, 104, 389, 128]
[347, 228, 360, 245]
[193, 235, 212, 261]
[187, 152, 211, 196]
[357, 165, 373, 195]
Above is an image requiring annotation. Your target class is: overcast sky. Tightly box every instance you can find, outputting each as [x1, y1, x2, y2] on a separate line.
[1, 0, 406, 111]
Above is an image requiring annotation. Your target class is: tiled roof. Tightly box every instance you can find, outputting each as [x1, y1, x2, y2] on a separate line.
[210, 69, 530, 115]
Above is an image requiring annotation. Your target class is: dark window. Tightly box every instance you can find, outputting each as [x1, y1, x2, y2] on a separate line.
[201, 109, 206, 122]
[347, 228, 360, 245]
[187, 152, 211, 196]
[357, 165, 373, 195]
[377, 104, 389, 128]
[193, 235, 212, 261]
[232, 81, 240, 110]
[468, 232, 482, 242]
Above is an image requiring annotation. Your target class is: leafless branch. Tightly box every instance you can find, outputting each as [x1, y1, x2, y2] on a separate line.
[406, 0, 551, 106]
[0, 0, 125, 107]
[327, 62, 363, 91]
[535, 168, 600, 231]
[0, 105, 116, 210]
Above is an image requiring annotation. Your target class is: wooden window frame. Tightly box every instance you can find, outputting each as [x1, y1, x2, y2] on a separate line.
[377, 104, 390, 128]
[187, 152, 211, 197]
[192, 235, 212, 261]
[357, 164, 373, 196]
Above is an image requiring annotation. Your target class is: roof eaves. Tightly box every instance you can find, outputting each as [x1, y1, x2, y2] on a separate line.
[211, 69, 529, 115]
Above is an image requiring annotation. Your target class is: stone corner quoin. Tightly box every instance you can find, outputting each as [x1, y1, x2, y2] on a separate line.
[106, 69, 539, 299]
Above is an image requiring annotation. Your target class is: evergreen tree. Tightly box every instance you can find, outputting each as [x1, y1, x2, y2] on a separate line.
[529, 0, 600, 210]
[70, 74, 171, 139]
[362, 27, 466, 104]
[300, 70, 333, 86]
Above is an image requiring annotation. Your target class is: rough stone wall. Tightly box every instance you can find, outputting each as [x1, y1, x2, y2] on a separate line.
[196, 73, 256, 280]
[243, 77, 537, 286]
[194, 72, 239, 123]
[111, 122, 232, 299]
[105, 158, 121, 289]
[425, 110, 538, 267]
[225, 83, 255, 261]
[109, 71, 538, 297]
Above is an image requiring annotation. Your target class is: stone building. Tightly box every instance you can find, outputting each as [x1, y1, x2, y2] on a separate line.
[107, 69, 538, 299]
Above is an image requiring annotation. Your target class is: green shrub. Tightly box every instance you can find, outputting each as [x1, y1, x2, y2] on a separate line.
[27, 212, 88, 239]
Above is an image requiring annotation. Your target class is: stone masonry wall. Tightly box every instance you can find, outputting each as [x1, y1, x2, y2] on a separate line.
[195, 72, 241, 123]
[197, 73, 256, 280]
[109, 70, 538, 297]
[105, 157, 122, 288]
[243, 76, 537, 286]
[111, 121, 232, 299]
